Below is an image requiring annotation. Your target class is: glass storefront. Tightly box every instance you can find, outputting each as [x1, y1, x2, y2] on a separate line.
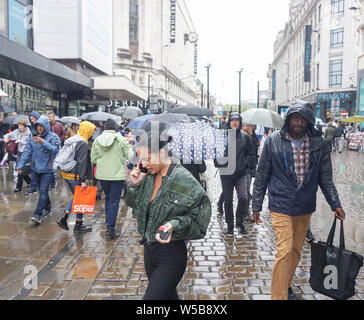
[0, 78, 59, 115]
[359, 78, 364, 116]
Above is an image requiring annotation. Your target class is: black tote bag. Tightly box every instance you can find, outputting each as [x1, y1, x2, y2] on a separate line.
[309, 219, 363, 300]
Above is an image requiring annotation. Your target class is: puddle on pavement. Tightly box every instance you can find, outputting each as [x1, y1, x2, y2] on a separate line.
[67, 257, 105, 280]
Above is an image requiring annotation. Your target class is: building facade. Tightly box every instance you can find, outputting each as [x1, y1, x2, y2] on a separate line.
[113, 0, 199, 113]
[0, 0, 93, 117]
[357, 0, 364, 116]
[268, 0, 362, 122]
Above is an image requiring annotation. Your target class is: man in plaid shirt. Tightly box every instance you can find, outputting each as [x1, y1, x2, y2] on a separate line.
[252, 101, 345, 300]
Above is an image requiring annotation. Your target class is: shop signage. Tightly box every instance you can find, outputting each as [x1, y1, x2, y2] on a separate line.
[109, 100, 166, 110]
[272, 69, 276, 101]
[170, 0, 176, 43]
[304, 25, 312, 82]
[194, 44, 198, 75]
[317, 91, 356, 102]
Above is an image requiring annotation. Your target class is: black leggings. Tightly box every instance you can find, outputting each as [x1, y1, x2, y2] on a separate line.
[143, 240, 187, 300]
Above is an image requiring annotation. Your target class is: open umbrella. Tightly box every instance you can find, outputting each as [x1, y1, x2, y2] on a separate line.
[126, 114, 155, 129]
[111, 107, 127, 116]
[241, 108, 283, 129]
[80, 112, 121, 123]
[141, 113, 192, 131]
[167, 121, 227, 163]
[2, 115, 30, 125]
[0, 105, 15, 113]
[168, 105, 215, 117]
[60, 116, 81, 125]
[123, 107, 144, 120]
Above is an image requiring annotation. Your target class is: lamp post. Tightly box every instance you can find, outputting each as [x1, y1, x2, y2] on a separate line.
[205, 64, 212, 109]
[238, 68, 244, 114]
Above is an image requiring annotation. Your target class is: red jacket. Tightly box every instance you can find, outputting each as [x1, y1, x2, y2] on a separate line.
[50, 121, 66, 142]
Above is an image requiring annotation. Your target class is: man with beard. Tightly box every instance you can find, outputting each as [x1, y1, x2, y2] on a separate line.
[252, 100, 345, 300]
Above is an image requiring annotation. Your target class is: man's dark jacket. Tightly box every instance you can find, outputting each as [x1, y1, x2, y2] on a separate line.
[252, 101, 341, 216]
[215, 128, 255, 179]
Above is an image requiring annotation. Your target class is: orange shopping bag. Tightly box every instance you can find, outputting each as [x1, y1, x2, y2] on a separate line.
[72, 186, 98, 214]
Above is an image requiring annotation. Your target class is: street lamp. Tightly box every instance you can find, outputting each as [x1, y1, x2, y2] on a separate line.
[205, 64, 212, 109]
[238, 68, 244, 114]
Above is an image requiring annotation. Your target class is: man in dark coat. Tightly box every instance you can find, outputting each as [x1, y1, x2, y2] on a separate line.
[215, 112, 255, 237]
[252, 100, 345, 300]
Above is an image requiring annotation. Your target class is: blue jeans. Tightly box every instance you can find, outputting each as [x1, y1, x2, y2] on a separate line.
[64, 179, 83, 221]
[29, 173, 37, 192]
[100, 180, 124, 231]
[34, 172, 53, 217]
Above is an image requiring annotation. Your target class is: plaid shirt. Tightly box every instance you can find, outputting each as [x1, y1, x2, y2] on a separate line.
[286, 133, 310, 187]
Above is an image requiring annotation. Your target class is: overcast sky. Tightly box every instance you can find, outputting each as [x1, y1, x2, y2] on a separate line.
[184, 0, 291, 105]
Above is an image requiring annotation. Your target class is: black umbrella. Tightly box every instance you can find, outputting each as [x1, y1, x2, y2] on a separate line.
[168, 105, 215, 117]
[80, 112, 121, 123]
[1, 115, 29, 125]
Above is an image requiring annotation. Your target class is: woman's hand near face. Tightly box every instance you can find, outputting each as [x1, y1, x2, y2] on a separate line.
[128, 161, 147, 185]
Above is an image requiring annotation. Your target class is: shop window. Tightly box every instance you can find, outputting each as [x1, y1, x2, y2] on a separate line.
[8, 0, 27, 47]
[330, 28, 344, 48]
[359, 78, 364, 115]
[331, 0, 344, 15]
[329, 59, 342, 88]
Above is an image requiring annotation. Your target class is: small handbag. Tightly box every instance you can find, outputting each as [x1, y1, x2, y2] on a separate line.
[5, 141, 18, 155]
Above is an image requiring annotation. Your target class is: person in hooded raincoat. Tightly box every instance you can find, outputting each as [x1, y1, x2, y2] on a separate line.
[17, 117, 61, 225]
[252, 100, 346, 300]
[56, 121, 96, 233]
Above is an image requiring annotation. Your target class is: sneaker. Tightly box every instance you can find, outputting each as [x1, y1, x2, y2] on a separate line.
[237, 225, 248, 236]
[288, 287, 298, 300]
[243, 215, 255, 223]
[13, 188, 21, 193]
[106, 229, 120, 240]
[56, 213, 69, 231]
[42, 209, 52, 218]
[223, 228, 234, 238]
[74, 222, 92, 233]
[25, 189, 36, 196]
[305, 229, 315, 243]
[30, 215, 41, 226]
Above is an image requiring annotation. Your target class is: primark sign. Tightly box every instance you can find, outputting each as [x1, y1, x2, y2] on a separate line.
[317, 91, 356, 102]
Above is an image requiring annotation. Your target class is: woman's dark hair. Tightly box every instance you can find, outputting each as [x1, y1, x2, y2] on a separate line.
[138, 121, 173, 155]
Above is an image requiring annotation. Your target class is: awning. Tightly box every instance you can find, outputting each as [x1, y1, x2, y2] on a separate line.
[0, 35, 92, 93]
[92, 76, 148, 101]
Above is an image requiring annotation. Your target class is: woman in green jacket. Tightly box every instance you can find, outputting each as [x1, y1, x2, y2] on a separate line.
[126, 129, 211, 300]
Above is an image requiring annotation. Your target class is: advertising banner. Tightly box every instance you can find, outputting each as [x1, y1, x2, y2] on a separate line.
[170, 0, 176, 43]
[304, 25, 312, 82]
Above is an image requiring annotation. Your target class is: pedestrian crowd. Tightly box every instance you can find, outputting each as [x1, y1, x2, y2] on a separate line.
[0, 101, 348, 300]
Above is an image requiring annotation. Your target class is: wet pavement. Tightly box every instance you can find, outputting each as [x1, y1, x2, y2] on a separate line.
[0, 150, 363, 300]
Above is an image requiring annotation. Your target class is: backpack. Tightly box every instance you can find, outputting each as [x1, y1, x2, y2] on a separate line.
[53, 140, 78, 172]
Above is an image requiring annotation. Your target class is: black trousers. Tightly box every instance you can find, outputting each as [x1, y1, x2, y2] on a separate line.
[143, 240, 187, 300]
[220, 175, 249, 229]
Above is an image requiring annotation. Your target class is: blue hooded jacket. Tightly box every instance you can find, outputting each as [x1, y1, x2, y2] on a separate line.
[29, 111, 41, 136]
[17, 117, 61, 174]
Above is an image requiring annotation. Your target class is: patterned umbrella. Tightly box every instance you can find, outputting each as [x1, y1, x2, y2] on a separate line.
[167, 121, 227, 163]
